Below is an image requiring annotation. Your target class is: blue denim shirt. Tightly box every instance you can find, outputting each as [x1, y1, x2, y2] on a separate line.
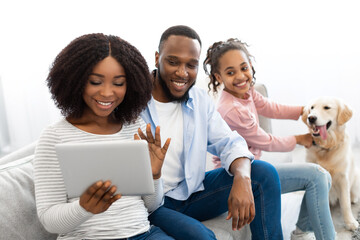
[141, 87, 254, 200]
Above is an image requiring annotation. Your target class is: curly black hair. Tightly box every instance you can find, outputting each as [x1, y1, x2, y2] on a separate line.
[203, 38, 256, 94]
[47, 33, 152, 124]
[158, 25, 202, 52]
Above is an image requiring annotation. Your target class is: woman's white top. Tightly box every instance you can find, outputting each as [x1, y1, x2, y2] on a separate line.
[34, 118, 163, 240]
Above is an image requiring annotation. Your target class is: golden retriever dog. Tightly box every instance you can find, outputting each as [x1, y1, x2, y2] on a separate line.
[302, 97, 360, 230]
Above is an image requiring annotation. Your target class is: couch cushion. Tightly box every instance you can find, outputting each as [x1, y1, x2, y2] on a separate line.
[202, 212, 251, 240]
[0, 155, 57, 240]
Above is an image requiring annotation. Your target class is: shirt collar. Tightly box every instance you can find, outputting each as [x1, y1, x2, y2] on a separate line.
[185, 88, 194, 110]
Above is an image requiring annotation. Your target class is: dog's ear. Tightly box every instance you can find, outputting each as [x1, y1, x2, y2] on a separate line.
[337, 100, 353, 125]
[301, 105, 309, 124]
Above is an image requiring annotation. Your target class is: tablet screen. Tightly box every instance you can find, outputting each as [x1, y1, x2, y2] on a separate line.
[55, 140, 154, 198]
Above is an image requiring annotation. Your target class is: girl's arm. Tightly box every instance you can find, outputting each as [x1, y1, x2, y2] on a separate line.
[34, 126, 93, 234]
[252, 88, 313, 148]
[224, 106, 296, 153]
[252, 88, 303, 120]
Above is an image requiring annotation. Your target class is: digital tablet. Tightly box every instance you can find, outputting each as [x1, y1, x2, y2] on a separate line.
[55, 140, 154, 198]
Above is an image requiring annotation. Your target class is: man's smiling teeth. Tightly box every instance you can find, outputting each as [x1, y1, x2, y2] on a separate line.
[173, 81, 186, 87]
[96, 100, 112, 106]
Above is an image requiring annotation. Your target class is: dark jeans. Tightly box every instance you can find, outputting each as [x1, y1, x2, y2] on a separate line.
[124, 225, 174, 240]
[150, 160, 283, 240]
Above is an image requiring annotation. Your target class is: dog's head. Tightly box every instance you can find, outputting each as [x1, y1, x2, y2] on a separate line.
[302, 97, 352, 141]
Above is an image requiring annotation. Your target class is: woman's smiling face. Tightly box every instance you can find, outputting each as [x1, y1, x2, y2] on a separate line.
[82, 56, 127, 120]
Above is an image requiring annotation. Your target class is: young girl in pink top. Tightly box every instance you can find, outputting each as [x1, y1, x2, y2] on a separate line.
[203, 38, 336, 240]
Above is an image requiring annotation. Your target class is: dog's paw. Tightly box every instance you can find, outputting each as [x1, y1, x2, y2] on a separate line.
[351, 197, 359, 204]
[351, 192, 359, 204]
[345, 219, 359, 231]
[329, 194, 338, 206]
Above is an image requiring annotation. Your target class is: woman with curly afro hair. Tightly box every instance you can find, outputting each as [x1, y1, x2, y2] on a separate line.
[33, 33, 174, 240]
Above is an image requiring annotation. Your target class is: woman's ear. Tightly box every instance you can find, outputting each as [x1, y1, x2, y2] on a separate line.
[337, 100, 353, 125]
[155, 51, 159, 68]
[214, 73, 223, 84]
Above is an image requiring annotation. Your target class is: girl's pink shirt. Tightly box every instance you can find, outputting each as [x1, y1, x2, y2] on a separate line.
[213, 87, 302, 168]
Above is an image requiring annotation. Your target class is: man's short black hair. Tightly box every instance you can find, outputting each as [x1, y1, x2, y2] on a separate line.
[158, 25, 202, 51]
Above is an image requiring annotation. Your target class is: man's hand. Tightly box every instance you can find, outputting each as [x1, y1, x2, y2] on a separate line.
[135, 123, 171, 179]
[227, 157, 255, 230]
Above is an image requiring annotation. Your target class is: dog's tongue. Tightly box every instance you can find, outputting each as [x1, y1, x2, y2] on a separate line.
[316, 125, 328, 140]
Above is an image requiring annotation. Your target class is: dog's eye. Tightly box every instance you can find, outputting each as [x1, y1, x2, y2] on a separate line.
[324, 106, 330, 110]
[311, 106, 314, 110]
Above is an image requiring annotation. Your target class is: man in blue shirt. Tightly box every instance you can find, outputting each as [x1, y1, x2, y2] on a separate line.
[141, 25, 283, 240]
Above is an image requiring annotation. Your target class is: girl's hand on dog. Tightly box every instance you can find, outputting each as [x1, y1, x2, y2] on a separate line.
[295, 133, 313, 148]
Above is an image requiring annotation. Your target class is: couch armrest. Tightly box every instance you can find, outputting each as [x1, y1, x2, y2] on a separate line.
[0, 141, 37, 165]
[0, 154, 57, 240]
[254, 83, 272, 134]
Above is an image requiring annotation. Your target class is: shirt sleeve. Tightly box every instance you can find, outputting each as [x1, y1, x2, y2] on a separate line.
[34, 126, 93, 234]
[252, 89, 303, 120]
[142, 179, 164, 213]
[223, 106, 297, 153]
[138, 118, 164, 213]
[206, 94, 254, 173]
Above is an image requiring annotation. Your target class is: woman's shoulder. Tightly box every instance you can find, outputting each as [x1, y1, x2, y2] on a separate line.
[36, 119, 68, 150]
[122, 117, 146, 134]
[39, 118, 68, 135]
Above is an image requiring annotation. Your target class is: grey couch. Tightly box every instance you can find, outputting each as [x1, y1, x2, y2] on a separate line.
[0, 83, 302, 240]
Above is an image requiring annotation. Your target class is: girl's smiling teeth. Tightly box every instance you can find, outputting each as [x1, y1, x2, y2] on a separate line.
[234, 80, 249, 87]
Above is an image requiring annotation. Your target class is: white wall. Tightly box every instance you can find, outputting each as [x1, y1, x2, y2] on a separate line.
[0, 0, 359, 154]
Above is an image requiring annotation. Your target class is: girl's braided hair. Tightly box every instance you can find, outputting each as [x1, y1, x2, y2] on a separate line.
[203, 38, 256, 93]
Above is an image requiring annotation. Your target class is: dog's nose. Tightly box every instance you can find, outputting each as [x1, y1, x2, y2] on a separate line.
[308, 116, 317, 124]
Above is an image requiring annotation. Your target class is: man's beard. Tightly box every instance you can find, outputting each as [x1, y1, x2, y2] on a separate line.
[157, 67, 195, 103]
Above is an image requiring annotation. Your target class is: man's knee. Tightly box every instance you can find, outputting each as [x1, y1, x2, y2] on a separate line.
[251, 160, 280, 184]
[149, 206, 216, 240]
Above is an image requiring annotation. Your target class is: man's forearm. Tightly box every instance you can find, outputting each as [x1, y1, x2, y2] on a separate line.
[229, 157, 251, 178]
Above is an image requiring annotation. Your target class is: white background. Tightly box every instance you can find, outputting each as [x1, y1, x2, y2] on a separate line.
[0, 0, 359, 154]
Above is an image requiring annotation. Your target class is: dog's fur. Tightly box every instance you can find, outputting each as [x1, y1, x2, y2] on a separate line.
[302, 97, 360, 230]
